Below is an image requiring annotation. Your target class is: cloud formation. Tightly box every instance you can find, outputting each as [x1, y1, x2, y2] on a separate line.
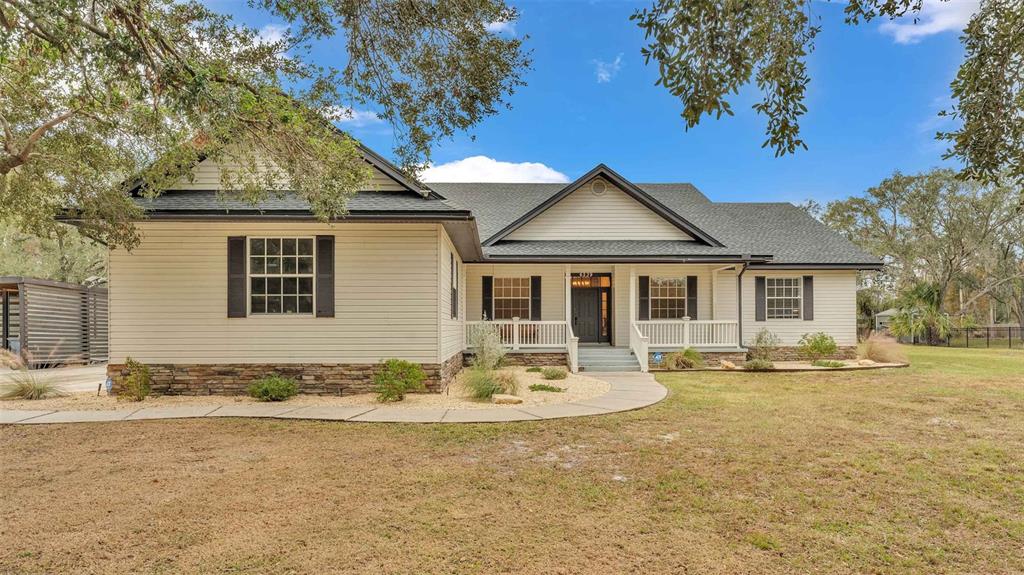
[256, 23, 288, 45]
[329, 107, 386, 128]
[879, 0, 978, 44]
[593, 54, 623, 83]
[485, 20, 516, 35]
[420, 156, 570, 183]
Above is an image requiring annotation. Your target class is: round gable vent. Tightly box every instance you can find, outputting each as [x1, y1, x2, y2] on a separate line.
[591, 180, 607, 196]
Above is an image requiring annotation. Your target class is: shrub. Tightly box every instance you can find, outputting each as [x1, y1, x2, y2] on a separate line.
[464, 367, 518, 399]
[798, 332, 839, 361]
[469, 323, 506, 371]
[748, 329, 780, 362]
[664, 348, 704, 369]
[529, 383, 564, 392]
[525, 366, 543, 373]
[858, 332, 908, 364]
[812, 359, 846, 368]
[0, 370, 63, 400]
[541, 367, 567, 380]
[247, 374, 298, 402]
[743, 358, 774, 371]
[373, 359, 426, 402]
[118, 358, 152, 402]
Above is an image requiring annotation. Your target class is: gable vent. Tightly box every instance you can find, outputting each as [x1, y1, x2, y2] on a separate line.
[590, 179, 607, 196]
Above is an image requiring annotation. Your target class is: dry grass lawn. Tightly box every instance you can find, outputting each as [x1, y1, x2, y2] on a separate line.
[1, 346, 1022, 574]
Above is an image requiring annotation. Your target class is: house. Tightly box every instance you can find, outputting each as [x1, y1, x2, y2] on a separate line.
[92, 144, 881, 394]
[875, 308, 898, 333]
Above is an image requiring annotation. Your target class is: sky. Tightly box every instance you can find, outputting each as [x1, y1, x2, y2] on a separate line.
[218, 0, 976, 205]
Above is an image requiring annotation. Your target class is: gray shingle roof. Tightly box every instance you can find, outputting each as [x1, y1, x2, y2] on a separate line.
[135, 190, 466, 214]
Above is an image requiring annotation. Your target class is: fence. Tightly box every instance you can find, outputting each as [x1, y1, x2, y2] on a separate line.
[901, 327, 1024, 350]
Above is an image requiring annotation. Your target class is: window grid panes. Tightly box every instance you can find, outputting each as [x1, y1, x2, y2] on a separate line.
[650, 277, 687, 319]
[249, 238, 314, 314]
[493, 277, 530, 320]
[766, 277, 802, 319]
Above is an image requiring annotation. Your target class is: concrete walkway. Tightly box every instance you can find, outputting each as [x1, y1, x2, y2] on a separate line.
[0, 372, 666, 425]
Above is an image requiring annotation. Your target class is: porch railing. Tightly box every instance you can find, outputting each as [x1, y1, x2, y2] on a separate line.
[635, 319, 739, 348]
[630, 323, 650, 373]
[567, 323, 579, 373]
[465, 319, 568, 350]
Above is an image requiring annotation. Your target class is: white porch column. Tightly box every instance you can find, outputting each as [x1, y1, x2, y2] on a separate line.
[629, 265, 636, 326]
[564, 264, 572, 323]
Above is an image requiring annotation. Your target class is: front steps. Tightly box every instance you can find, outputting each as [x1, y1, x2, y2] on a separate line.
[578, 346, 642, 372]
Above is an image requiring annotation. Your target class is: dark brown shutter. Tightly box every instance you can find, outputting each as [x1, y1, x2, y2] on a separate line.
[530, 276, 541, 320]
[315, 235, 335, 318]
[639, 276, 650, 320]
[227, 236, 247, 318]
[802, 275, 814, 321]
[450, 256, 458, 319]
[754, 276, 766, 322]
[686, 276, 698, 320]
[482, 276, 493, 320]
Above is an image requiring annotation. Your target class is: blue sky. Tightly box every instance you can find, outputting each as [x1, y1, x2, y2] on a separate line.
[221, 0, 975, 205]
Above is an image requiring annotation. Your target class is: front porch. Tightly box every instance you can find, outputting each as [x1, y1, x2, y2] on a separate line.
[463, 263, 745, 372]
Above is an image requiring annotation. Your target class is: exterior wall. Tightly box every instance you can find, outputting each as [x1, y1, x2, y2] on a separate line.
[506, 177, 693, 241]
[611, 264, 724, 347]
[465, 264, 567, 322]
[109, 221, 441, 365]
[438, 228, 465, 362]
[741, 270, 859, 346]
[712, 267, 739, 321]
[173, 154, 407, 192]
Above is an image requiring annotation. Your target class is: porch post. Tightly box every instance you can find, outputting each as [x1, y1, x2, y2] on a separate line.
[564, 264, 572, 325]
[629, 265, 637, 326]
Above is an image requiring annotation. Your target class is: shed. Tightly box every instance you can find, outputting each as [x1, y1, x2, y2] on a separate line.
[874, 308, 898, 333]
[0, 277, 108, 368]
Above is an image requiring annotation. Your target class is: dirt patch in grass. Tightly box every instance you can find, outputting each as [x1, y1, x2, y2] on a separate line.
[1, 347, 1022, 574]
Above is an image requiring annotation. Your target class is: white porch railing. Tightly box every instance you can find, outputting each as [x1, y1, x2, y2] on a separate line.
[465, 319, 568, 350]
[630, 323, 650, 373]
[567, 323, 579, 374]
[635, 319, 739, 348]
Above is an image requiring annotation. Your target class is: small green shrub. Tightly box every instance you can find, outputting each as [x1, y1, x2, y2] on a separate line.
[373, 359, 426, 402]
[119, 358, 152, 402]
[541, 367, 567, 380]
[798, 332, 839, 361]
[812, 359, 846, 368]
[743, 358, 775, 371]
[748, 329, 780, 362]
[664, 348, 704, 369]
[528, 383, 564, 393]
[464, 368, 518, 399]
[469, 323, 507, 370]
[525, 366, 543, 373]
[247, 374, 298, 402]
[0, 370, 63, 400]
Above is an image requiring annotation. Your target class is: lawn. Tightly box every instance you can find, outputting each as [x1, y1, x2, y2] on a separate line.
[1, 347, 1022, 574]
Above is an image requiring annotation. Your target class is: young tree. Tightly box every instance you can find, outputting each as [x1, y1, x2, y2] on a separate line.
[0, 0, 528, 248]
[631, 0, 1024, 190]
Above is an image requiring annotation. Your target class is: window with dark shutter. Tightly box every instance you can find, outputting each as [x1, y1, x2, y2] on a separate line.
[802, 276, 814, 321]
[638, 276, 650, 320]
[686, 276, 698, 320]
[482, 276, 493, 320]
[315, 235, 334, 317]
[754, 276, 766, 321]
[227, 236, 247, 318]
[530, 276, 541, 321]
[450, 253, 458, 319]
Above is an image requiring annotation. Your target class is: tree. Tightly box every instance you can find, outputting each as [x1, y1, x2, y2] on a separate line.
[0, 222, 106, 284]
[0, 0, 528, 248]
[632, 0, 1024, 190]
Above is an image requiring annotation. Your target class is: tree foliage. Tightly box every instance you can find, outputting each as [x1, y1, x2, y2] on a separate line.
[0, 221, 106, 284]
[632, 0, 1024, 189]
[0, 0, 528, 248]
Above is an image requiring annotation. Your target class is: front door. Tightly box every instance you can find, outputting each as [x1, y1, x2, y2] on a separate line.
[572, 288, 601, 343]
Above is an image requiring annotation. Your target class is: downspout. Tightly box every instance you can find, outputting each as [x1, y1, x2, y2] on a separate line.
[737, 263, 749, 349]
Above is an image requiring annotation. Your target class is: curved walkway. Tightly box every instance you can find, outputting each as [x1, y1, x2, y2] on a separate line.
[0, 372, 666, 425]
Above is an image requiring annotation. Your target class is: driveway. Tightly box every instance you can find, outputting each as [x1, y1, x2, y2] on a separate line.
[1, 364, 107, 393]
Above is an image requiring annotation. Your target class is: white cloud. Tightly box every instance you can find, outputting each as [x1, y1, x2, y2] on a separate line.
[593, 54, 623, 83]
[328, 107, 386, 128]
[879, 0, 978, 44]
[420, 156, 570, 183]
[256, 23, 288, 45]
[485, 20, 516, 35]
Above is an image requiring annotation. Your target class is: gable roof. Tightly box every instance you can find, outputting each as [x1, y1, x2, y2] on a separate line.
[471, 165, 722, 247]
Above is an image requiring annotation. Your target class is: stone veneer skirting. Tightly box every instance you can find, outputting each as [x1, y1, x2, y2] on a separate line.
[107, 353, 464, 396]
[463, 351, 569, 368]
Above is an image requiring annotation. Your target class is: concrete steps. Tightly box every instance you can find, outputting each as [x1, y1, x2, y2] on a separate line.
[578, 347, 641, 372]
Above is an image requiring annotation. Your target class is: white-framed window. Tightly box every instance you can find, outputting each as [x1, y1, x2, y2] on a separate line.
[248, 237, 315, 314]
[493, 277, 530, 320]
[650, 277, 687, 319]
[766, 277, 802, 319]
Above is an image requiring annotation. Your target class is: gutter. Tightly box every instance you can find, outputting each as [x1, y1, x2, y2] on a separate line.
[58, 210, 474, 223]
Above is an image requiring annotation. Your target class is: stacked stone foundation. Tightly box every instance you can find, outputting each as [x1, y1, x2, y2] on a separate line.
[463, 351, 569, 368]
[108, 352, 464, 396]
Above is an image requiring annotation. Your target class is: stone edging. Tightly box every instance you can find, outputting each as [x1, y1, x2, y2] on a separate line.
[0, 372, 667, 425]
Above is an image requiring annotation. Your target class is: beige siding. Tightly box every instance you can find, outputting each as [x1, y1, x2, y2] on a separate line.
[611, 264, 719, 346]
[438, 228, 465, 361]
[465, 264, 566, 322]
[741, 270, 858, 346]
[712, 267, 739, 320]
[174, 155, 408, 192]
[506, 177, 693, 240]
[109, 222, 440, 364]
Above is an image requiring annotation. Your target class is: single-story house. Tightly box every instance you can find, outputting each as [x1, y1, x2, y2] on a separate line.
[88, 143, 881, 394]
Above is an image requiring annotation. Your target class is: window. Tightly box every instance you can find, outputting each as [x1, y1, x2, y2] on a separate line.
[450, 253, 458, 319]
[492, 277, 530, 320]
[766, 277, 802, 319]
[248, 238, 314, 314]
[650, 277, 687, 319]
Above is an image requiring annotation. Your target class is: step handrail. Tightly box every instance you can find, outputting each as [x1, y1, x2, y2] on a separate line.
[629, 323, 650, 373]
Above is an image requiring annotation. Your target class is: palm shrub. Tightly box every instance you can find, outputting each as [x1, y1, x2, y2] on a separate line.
[887, 281, 954, 343]
[664, 348, 704, 369]
[469, 323, 506, 370]
[748, 329, 780, 362]
[118, 357, 151, 402]
[0, 370, 63, 400]
[373, 359, 426, 402]
[247, 374, 298, 401]
[798, 332, 838, 361]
